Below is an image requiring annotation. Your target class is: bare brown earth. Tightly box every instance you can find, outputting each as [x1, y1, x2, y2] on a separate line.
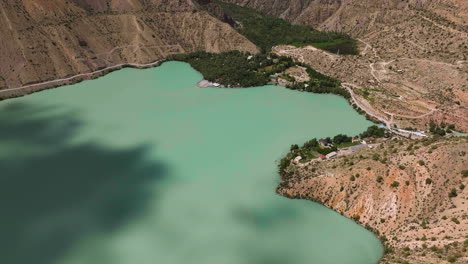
[226, 0, 468, 131]
[0, 0, 258, 98]
[278, 137, 468, 264]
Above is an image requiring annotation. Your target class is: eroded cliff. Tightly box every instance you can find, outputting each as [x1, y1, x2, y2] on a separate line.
[278, 137, 468, 263]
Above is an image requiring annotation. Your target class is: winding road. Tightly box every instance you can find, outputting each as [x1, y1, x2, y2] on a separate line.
[0, 60, 163, 94]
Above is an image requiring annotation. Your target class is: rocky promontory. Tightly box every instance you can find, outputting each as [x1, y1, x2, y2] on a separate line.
[278, 136, 468, 264]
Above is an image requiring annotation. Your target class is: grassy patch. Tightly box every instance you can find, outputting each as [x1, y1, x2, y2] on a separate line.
[214, 1, 358, 54]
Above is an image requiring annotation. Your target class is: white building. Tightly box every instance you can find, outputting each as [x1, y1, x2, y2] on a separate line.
[294, 156, 302, 164]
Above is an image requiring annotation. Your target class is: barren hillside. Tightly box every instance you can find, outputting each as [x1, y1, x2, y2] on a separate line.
[0, 0, 258, 97]
[278, 137, 468, 264]
[225, 0, 468, 131]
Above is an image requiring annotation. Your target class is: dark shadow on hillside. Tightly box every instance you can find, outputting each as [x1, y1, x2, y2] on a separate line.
[0, 103, 168, 264]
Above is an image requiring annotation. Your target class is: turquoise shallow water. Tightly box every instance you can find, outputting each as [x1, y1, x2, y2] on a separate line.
[0, 61, 382, 264]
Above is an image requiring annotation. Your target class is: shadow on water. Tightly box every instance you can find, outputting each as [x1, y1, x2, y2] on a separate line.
[0, 103, 169, 264]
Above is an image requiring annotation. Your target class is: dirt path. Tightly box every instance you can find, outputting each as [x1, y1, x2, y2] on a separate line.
[418, 15, 468, 37]
[357, 38, 379, 58]
[369, 60, 395, 83]
[342, 82, 391, 128]
[382, 108, 437, 119]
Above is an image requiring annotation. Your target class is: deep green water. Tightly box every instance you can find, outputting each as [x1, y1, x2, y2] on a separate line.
[0, 61, 382, 264]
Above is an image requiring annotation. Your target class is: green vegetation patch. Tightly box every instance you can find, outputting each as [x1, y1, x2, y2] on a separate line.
[171, 51, 292, 87]
[360, 125, 387, 138]
[171, 51, 351, 100]
[214, 1, 358, 54]
[286, 64, 350, 99]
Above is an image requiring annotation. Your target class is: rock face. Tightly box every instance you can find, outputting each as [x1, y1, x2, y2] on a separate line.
[0, 0, 258, 95]
[278, 137, 468, 263]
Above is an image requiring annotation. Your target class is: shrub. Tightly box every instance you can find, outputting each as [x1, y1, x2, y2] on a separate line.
[372, 154, 380, 161]
[399, 165, 406, 170]
[418, 160, 425, 166]
[78, 40, 88, 47]
[425, 178, 432, 184]
[448, 188, 458, 198]
[390, 181, 400, 188]
[462, 170, 468, 178]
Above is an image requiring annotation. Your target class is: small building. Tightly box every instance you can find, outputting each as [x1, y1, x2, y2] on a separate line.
[326, 152, 337, 159]
[352, 137, 360, 143]
[319, 154, 326, 160]
[293, 156, 302, 164]
[319, 139, 329, 147]
[213, 82, 220, 87]
[362, 137, 375, 145]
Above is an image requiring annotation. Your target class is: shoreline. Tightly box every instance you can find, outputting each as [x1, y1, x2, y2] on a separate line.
[0, 60, 165, 100]
[0, 59, 380, 128]
[276, 190, 386, 264]
[277, 136, 468, 264]
[0, 57, 425, 138]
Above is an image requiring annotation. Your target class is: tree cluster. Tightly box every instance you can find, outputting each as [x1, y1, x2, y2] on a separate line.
[216, 1, 358, 54]
[171, 51, 293, 87]
[359, 125, 386, 138]
[429, 121, 455, 136]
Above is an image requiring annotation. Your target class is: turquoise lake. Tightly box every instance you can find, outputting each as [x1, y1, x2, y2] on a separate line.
[0, 61, 383, 264]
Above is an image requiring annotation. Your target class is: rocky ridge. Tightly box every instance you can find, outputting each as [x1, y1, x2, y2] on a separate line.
[0, 0, 258, 97]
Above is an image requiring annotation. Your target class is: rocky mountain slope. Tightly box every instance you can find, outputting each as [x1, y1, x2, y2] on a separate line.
[278, 136, 468, 264]
[225, 0, 468, 131]
[0, 0, 258, 97]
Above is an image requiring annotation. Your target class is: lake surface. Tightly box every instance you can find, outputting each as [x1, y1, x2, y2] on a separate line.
[0, 61, 382, 264]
